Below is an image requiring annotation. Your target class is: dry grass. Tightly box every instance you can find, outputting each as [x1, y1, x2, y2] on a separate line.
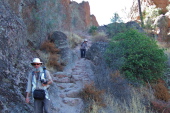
[151, 100, 170, 113]
[110, 70, 121, 80]
[64, 32, 82, 48]
[40, 41, 60, 53]
[79, 83, 105, 113]
[91, 32, 108, 42]
[47, 54, 63, 71]
[152, 79, 170, 102]
[88, 86, 155, 113]
[39, 40, 64, 71]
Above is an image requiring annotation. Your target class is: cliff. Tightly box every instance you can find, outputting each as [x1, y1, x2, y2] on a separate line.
[128, 0, 170, 42]
[0, 0, 98, 112]
[5, 0, 98, 32]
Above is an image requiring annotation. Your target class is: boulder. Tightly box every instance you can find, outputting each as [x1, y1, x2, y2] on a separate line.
[48, 31, 78, 68]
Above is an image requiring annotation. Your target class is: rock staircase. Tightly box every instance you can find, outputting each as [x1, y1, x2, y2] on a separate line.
[50, 37, 94, 113]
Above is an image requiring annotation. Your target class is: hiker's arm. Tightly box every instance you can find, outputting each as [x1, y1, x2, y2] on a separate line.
[25, 92, 30, 103]
[47, 80, 53, 85]
[42, 70, 53, 86]
[25, 72, 32, 103]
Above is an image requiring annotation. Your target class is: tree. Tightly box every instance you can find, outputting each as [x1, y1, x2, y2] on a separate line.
[111, 13, 123, 23]
[107, 13, 127, 38]
[138, 0, 144, 27]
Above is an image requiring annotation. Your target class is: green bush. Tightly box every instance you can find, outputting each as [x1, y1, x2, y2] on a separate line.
[107, 13, 127, 38]
[105, 29, 167, 83]
[89, 26, 97, 35]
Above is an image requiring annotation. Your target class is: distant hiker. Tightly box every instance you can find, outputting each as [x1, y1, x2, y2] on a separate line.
[80, 39, 88, 58]
[25, 58, 53, 113]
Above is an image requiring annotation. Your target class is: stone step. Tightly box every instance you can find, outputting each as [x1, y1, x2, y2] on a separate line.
[65, 89, 81, 98]
[57, 83, 75, 89]
[53, 72, 71, 78]
[53, 77, 72, 83]
[62, 97, 82, 106]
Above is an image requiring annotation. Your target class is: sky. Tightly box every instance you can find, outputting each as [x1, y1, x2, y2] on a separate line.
[74, 0, 134, 25]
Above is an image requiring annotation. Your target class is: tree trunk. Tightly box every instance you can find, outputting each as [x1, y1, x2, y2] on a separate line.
[138, 0, 144, 27]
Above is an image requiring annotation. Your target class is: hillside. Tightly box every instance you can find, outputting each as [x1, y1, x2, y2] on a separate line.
[1, 0, 170, 113]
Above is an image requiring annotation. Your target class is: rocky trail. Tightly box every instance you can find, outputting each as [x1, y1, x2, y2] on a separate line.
[50, 38, 94, 113]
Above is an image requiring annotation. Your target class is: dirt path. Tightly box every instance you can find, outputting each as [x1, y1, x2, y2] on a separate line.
[50, 37, 94, 113]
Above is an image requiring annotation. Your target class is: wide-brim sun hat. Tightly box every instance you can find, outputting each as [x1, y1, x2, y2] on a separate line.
[31, 58, 43, 64]
[84, 39, 88, 42]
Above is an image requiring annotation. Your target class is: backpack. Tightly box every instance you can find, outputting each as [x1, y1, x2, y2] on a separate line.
[32, 67, 47, 84]
[32, 67, 47, 100]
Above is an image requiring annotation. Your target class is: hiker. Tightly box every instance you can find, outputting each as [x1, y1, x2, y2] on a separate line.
[25, 58, 53, 113]
[80, 39, 88, 58]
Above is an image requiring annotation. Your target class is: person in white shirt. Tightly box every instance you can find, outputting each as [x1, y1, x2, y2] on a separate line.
[25, 58, 53, 113]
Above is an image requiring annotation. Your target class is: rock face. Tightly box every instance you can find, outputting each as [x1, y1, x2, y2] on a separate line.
[129, 0, 170, 21]
[4, 0, 99, 32]
[129, 0, 170, 42]
[0, 1, 35, 112]
[48, 31, 78, 67]
[152, 0, 169, 13]
[154, 15, 169, 41]
[0, 0, 98, 112]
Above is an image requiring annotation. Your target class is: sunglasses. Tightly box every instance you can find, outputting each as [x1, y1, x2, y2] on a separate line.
[32, 63, 41, 66]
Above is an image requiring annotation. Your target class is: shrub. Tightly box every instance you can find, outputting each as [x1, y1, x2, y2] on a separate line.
[105, 29, 167, 84]
[153, 79, 170, 101]
[151, 100, 170, 113]
[107, 13, 127, 38]
[91, 32, 108, 42]
[40, 41, 60, 53]
[143, 6, 162, 21]
[79, 82, 105, 111]
[64, 32, 82, 48]
[47, 54, 63, 71]
[40, 40, 63, 71]
[89, 26, 97, 35]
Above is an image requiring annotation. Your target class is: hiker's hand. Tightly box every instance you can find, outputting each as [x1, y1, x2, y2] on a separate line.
[42, 83, 48, 86]
[25, 97, 30, 103]
[42, 81, 52, 86]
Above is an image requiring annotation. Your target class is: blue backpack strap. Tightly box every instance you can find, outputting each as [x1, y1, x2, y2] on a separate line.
[43, 67, 46, 79]
[32, 71, 34, 81]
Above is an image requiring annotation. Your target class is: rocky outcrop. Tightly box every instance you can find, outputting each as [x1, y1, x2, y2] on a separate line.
[152, 0, 169, 13]
[0, 0, 98, 112]
[154, 15, 169, 41]
[48, 31, 78, 68]
[4, 0, 98, 33]
[0, 1, 36, 112]
[129, 0, 170, 21]
[128, 0, 170, 42]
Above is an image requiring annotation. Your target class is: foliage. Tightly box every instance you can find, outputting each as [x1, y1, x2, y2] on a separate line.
[111, 13, 123, 23]
[91, 86, 155, 113]
[153, 79, 170, 101]
[151, 100, 170, 113]
[143, 6, 162, 21]
[47, 54, 63, 71]
[105, 29, 167, 83]
[92, 32, 108, 42]
[40, 41, 63, 71]
[107, 13, 127, 38]
[64, 32, 82, 48]
[79, 83, 105, 112]
[166, 4, 170, 11]
[40, 40, 60, 53]
[89, 26, 97, 35]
